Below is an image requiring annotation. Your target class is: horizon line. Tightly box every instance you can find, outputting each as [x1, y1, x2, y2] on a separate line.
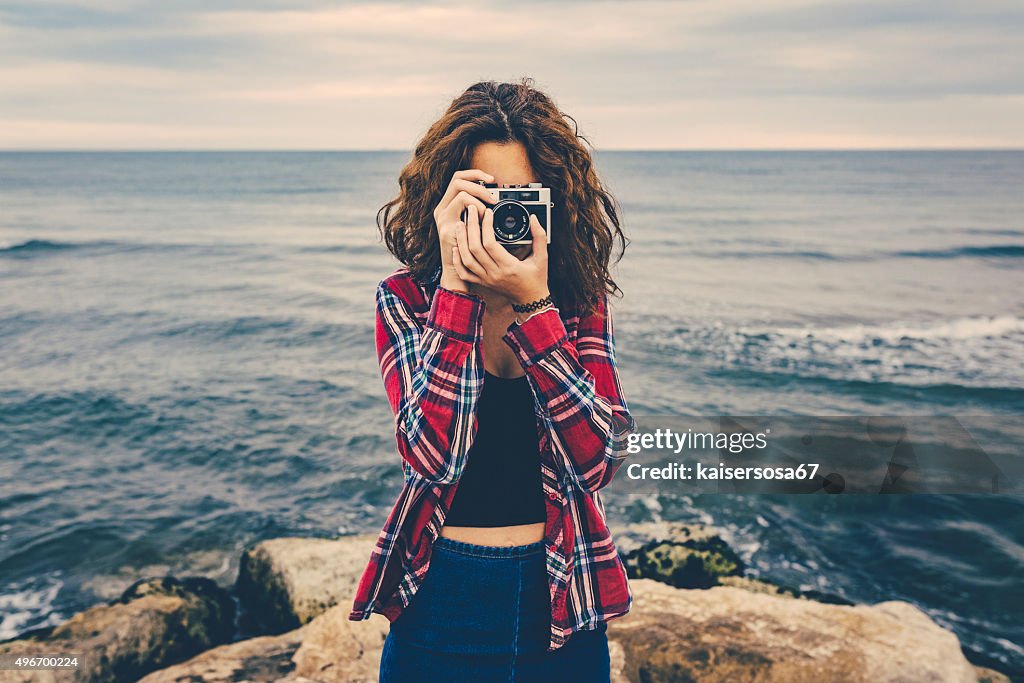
[2, 147, 1023, 153]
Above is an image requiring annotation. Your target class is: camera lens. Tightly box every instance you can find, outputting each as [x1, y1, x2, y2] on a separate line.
[491, 200, 530, 243]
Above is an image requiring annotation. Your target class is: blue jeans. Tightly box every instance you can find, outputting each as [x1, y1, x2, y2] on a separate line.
[379, 535, 611, 682]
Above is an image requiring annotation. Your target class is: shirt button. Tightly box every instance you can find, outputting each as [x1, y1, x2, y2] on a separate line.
[548, 492, 559, 500]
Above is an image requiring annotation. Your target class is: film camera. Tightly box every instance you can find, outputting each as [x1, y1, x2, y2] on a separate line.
[462, 182, 553, 246]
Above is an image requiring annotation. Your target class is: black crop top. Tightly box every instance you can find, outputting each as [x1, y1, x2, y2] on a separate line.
[444, 370, 546, 527]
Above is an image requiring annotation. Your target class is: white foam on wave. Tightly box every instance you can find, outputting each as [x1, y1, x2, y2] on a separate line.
[768, 315, 1024, 344]
[0, 574, 65, 640]
[651, 313, 1024, 390]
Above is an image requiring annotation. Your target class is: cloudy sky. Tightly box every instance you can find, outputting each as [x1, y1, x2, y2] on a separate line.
[1, 0, 1022, 150]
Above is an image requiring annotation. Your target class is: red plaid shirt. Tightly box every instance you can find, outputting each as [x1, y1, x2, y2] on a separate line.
[348, 268, 637, 652]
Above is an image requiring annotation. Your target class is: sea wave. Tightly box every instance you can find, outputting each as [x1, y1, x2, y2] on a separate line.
[0, 389, 155, 434]
[0, 574, 65, 641]
[0, 238, 160, 258]
[0, 238, 85, 254]
[894, 245, 1024, 259]
[648, 315, 1024, 393]
[0, 237, 385, 259]
[695, 243, 1024, 262]
[768, 315, 1024, 343]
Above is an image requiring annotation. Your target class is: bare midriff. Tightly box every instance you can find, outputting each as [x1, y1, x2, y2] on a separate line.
[440, 522, 545, 546]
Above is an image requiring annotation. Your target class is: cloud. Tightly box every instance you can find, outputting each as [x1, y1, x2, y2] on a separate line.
[0, 0, 1021, 149]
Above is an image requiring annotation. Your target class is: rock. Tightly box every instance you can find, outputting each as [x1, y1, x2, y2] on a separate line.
[136, 625, 310, 682]
[624, 538, 744, 589]
[973, 665, 1012, 683]
[0, 576, 234, 683]
[137, 528, 1009, 683]
[609, 521, 723, 555]
[717, 574, 801, 597]
[607, 579, 981, 683]
[235, 535, 376, 634]
[613, 521, 746, 589]
[137, 607, 390, 683]
[290, 607, 390, 682]
[18, 524, 1007, 682]
[141, 577, 993, 683]
[612, 521, 853, 604]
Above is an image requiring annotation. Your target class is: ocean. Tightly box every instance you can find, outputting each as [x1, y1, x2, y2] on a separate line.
[1, 151, 1022, 676]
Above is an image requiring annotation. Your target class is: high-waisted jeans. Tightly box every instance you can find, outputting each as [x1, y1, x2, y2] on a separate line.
[378, 535, 611, 682]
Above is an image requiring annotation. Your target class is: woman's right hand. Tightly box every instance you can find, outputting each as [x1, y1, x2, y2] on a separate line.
[433, 169, 495, 290]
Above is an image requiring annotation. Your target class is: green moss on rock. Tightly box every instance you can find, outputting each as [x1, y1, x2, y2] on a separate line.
[623, 537, 746, 589]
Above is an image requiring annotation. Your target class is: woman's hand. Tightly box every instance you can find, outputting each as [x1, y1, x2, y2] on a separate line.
[433, 169, 495, 291]
[451, 204, 550, 305]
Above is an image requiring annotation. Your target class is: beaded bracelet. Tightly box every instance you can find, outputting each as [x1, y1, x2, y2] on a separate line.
[515, 305, 555, 326]
[511, 294, 553, 314]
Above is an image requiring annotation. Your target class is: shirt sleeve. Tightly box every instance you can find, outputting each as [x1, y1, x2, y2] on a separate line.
[375, 280, 485, 484]
[502, 293, 637, 493]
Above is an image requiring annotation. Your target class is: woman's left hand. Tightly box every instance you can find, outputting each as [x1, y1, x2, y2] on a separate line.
[451, 205, 550, 305]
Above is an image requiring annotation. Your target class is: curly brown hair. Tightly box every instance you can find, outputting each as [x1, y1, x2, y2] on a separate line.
[377, 77, 628, 316]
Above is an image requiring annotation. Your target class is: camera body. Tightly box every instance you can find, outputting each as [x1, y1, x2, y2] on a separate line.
[465, 182, 553, 246]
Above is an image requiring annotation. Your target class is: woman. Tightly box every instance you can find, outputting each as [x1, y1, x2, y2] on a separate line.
[348, 78, 636, 682]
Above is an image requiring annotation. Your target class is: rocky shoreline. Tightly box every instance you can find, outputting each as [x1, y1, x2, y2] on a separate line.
[0, 522, 1010, 682]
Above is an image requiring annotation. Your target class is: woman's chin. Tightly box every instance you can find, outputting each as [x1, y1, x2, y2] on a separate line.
[505, 245, 532, 260]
